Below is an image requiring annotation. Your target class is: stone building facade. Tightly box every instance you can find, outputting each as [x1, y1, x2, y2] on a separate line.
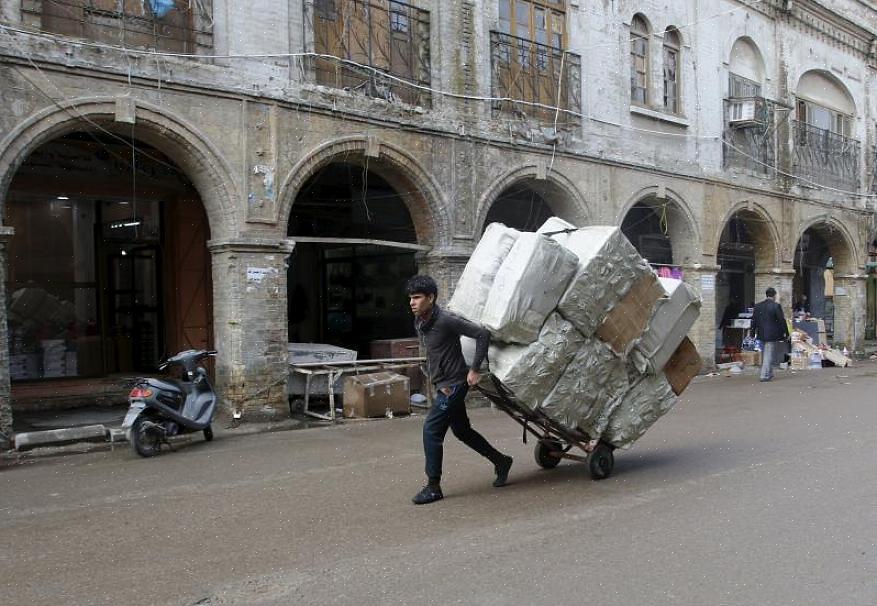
[0, 0, 875, 433]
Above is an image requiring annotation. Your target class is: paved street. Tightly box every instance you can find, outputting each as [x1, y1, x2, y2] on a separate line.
[2, 365, 877, 606]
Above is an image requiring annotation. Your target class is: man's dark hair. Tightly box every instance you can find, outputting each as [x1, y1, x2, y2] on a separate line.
[766, 287, 777, 298]
[406, 275, 438, 298]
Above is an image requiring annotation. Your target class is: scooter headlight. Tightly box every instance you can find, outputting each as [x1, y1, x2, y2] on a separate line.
[129, 387, 154, 399]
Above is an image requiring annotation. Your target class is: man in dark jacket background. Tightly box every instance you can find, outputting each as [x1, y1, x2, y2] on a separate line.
[752, 287, 789, 382]
[407, 275, 513, 505]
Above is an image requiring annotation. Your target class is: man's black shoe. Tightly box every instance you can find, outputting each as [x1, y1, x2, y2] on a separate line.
[412, 485, 443, 505]
[493, 455, 513, 487]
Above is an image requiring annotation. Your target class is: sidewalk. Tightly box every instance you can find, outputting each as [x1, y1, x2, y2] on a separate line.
[3, 359, 874, 460]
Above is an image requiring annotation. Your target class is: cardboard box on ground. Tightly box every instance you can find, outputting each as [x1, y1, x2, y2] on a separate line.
[342, 372, 411, 418]
[454, 217, 702, 449]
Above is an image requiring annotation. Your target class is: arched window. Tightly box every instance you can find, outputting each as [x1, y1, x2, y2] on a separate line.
[663, 27, 680, 113]
[728, 37, 765, 98]
[630, 15, 649, 105]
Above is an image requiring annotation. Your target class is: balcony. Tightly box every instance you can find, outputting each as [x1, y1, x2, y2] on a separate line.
[722, 96, 776, 177]
[791, 120, 861, 192]
[22, 0, 213, 53]
[490, 31, 581, 126]
[308, 0, 432, 108]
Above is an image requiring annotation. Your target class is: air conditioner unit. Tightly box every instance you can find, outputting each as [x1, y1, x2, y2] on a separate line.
[729, 98, 757, 125]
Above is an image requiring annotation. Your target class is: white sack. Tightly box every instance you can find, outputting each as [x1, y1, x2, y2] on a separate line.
[536, 216, 577, 244]
[631, 277, 702, 374]
[550, 226, 652, 337]
[481, 232, 579, 343]
[463, 313, 584, 411]
[603, 373, 677, 449]
[448, 223, 520, 322]
[539, 339, 630, 436]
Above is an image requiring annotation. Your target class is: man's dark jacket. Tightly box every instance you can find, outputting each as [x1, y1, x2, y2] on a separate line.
[415, 305, 489, 390]
[752, 298, 789, 343]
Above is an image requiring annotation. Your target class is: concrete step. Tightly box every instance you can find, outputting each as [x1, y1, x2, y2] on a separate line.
[14, 425, 108, 451]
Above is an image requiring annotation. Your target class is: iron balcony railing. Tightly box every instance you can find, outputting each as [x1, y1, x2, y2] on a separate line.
[722, 96, 776, 177]
[791, 120, 861, 192]
[490, 31, 581, 126]
[307, 0, 432, 108]
[22, 0, 213, 53]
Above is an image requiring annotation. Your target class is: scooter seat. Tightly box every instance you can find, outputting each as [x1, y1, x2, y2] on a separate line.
[145, 378, 185, 395]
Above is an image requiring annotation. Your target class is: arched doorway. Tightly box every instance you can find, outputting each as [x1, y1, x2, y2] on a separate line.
[482, 180, 555, 233]
[715, 209, 777, 358]
[5, 131, 212, 381]
[621, 200, 673, 265]
[793, 221, 856, 342]
[287, 160, 424, 355]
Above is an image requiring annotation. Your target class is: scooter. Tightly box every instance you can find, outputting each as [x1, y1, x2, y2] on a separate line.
[122, 349, 218, 457]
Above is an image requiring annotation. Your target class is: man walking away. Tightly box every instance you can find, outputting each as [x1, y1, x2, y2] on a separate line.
[753, 287, 789, 382]
[407, 275, 513, 505]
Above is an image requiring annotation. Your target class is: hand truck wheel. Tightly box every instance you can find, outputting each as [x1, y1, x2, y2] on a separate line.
[534, 439, 563, 469]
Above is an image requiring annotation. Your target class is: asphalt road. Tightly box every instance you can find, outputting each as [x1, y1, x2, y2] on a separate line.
[2, 364, 877, 606]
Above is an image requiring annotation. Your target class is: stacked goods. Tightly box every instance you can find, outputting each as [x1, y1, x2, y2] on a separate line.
[454, 218, 702, 450]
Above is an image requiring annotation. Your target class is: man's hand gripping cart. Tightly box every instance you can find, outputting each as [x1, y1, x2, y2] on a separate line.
[474, 374, 616, 480]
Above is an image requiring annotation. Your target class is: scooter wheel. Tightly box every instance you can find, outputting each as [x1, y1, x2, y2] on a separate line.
[203, 425, 214, 442]
[131, 416, 161, 458]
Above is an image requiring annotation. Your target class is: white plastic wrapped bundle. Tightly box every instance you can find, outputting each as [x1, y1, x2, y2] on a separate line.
[448, 223, 521, 322]
[630, 277, 702, 374]
[550, 226, 652, 337]
[463, 313, 584, 411]
[603, 373, 677, 449]
[481, 233, 579, 343]
[539, 339, 630, 435]
[536, 216, 577, 244]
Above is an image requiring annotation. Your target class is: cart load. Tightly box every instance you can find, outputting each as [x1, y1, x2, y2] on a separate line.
[453, 217, 702, 467]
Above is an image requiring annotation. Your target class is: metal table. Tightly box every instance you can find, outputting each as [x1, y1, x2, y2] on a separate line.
[289, 357, 430, 421]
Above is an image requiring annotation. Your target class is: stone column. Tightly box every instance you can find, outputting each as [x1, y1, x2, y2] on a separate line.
[755, 269, 794, 321]
[832, 274, 867, 350]
[414, 246, 473, 303]
[0, 226, 14, 439]
[208, 237, 295, 421]
[681, 264, 720, 371]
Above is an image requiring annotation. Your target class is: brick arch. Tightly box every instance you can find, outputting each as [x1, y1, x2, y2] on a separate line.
[475, 165, 590, 234]
[715, 202, 781, 269]
[0, 96, 238, 239]
[277, 137, 449, 247]
[795, 217, 859, 275]
[617, 186, 700, 265]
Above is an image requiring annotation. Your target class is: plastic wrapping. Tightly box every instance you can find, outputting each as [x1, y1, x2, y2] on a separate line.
[603, 373, 677, 449]
[448, 223, 520, 322]
[550, 226, 652, 337]
[539, 339, 630, 436]
[465, 313, 584, 410]
[481, 233, 579, 344]
[631, 277, 702, 374]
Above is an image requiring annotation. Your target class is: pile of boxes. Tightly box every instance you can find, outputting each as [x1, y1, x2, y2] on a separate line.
[452, 218, 702, 449]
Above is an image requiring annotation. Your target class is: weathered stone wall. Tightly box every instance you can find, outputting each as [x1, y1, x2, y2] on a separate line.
[0, 0, 874, 427]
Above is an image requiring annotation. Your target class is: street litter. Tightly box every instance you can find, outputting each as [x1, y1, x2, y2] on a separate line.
[457, 217, 702, 478]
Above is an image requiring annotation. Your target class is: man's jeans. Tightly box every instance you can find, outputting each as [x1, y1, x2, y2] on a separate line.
[760, 340, 779, 380]
[423, 384, 501, 482]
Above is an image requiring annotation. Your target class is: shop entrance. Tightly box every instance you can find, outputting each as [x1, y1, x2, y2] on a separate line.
[288, 161, 424, 356]
[792, 224, 852, 340]
[5, 132, 212, 381]
[715, 211, 774, 362]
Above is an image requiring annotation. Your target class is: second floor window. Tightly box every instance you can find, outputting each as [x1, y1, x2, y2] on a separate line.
[662, 27, 680, 113]
[29, 0, 212, 53]
[499, 0, 566, 50]
[729, 73, 761, 98]
[797, 99, 851, 138]
[311, 0, 432, 107]
[630, 15, 649, 105]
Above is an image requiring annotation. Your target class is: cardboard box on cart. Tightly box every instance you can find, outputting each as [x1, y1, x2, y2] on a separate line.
[343, 372, 411, 418]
